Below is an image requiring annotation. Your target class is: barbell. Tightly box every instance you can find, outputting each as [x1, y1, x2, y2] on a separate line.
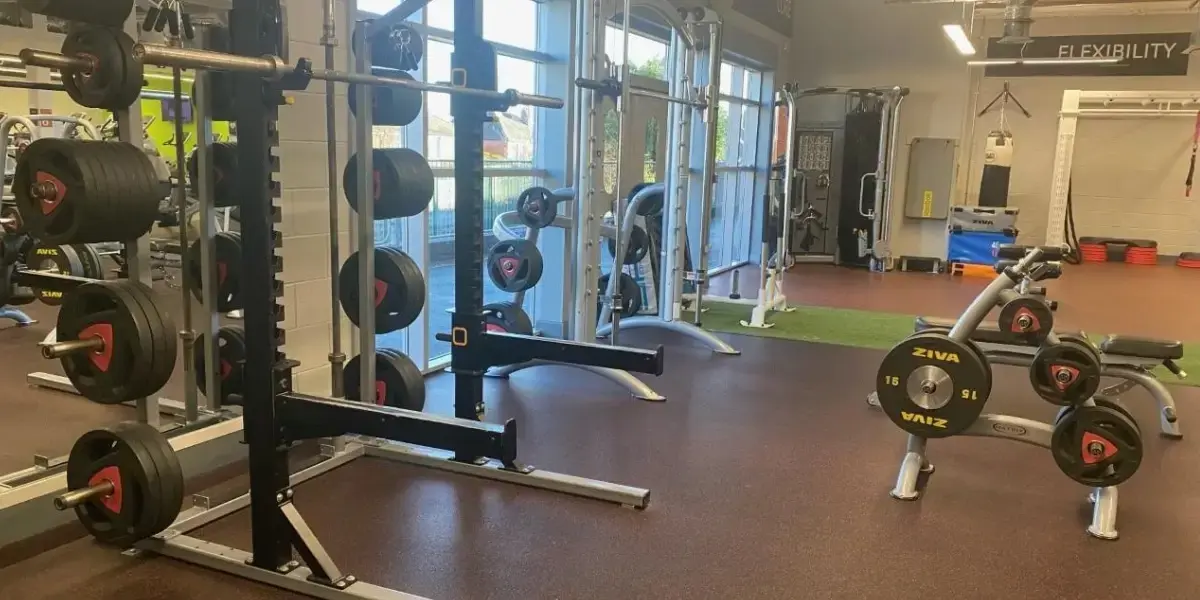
[19, 38, 564, 112]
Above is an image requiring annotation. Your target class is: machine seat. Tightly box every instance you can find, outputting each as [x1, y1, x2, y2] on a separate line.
[913, 316, 1084, 347]
[1099, 335, 1183, 360]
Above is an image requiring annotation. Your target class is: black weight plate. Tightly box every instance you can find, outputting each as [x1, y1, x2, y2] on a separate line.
[0, 263, 13, 307]
[74, 244, 105, 280]
[997, 296, 1054, 345]
[596, 273, 643, 318]
[109, 141, 163, 240]
[1030, 338, 1101, 406]
[123, 282, 177, 400]
[106, 26, 145, 112]
[515, 187, 556, 229]
[57, 281, 154, 404]
[195, 325, 246, 407]
[60, 26, 139, 111]
[69, 139, 117, 242]
[342, 148, 434, 220]
[344, 349, 426, 411]
[486, 238, 543, 293]
[28, 243, 84, 305]
[875, 331, 991, 438]
[104, 280, 165, 401]
[338, 248, 426, 334]
[188, 232, 243, 312]
[355, 22, 424, 70]
[1050, 404, 1143, 487]
[349, 74, 423, 127]
[12, 138, 87, 244]
[483, 301, 533, 335]
[21, 0, 134, 29]
[186, 142, 239, 207]
[65, 422, 162, 546]
[119, 422, 184, 535]
[607, 225, 649, 266]
[631, 184, 664, 216]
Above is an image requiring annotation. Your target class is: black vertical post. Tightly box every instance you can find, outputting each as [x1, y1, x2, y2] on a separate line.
[449, 0, 491, 427]
[230, 0, 293, 568]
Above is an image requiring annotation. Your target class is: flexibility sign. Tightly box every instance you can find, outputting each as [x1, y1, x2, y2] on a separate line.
[985, 33, 1191, 77]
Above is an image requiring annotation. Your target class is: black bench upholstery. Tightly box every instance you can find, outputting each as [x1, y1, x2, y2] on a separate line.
[914, 316, 1184, 359]
[1099, 335, 1183, 361]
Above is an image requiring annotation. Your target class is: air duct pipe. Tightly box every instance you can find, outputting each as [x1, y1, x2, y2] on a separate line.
[1000, 0, 1036, 45]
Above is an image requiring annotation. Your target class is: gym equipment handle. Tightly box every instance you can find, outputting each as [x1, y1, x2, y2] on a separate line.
[53, 479, 115, 510]
[994, 243, 1069, 262]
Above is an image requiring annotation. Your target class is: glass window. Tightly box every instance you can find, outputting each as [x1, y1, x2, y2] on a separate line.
[604, 26, 667, 80]
[715, 100, 730, 164]
[427, 1, 454, 30]
[485, 0, 538, 50]
[719, 62, 733, 95]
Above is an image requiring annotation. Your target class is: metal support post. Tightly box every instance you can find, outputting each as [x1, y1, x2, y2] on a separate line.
[193, 26, 221, 413]
[323, 0, 346, 396]
[353, 21, 377, 402]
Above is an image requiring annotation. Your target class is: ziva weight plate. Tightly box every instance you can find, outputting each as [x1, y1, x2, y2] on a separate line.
[344, 349, 426, 411]
[27, 243, 86, 305]
[54, 280, 176, 404]
[487, 238, 544, 293]
[339, 247, 426, 334]
[194, 325, 246, 407]
[874, 331, 991, 438]
[187, 232, 243, 312]
[64, 422, 183, 546]
[342, 148, 435, 220]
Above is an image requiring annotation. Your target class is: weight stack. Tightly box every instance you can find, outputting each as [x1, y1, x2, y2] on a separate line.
[1177, 252, 1200, 269]
[978, 131, 1014, 208]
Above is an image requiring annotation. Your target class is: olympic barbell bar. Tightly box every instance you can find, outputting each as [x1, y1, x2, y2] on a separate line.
[133, 44, 565, 109]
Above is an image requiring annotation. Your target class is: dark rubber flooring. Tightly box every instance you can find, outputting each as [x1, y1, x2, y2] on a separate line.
[4, 329, 1200, 599]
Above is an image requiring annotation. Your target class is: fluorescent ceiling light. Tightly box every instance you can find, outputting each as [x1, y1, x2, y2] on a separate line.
[967, 57, 1122, 66]
[942, 24, 976, 56]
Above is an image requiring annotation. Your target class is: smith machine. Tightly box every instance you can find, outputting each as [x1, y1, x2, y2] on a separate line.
[14, 0, 676, 597]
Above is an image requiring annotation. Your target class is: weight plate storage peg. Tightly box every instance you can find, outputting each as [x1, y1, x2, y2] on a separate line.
[516, 187, 557, 229]
[607, 225, 650, 266]
[875, 331, 992, 438]
[483, 301, 534, 335]
[342, 148, 435, 220]
[13, 139, 162, 245]
[339, 248, 426, 333]
[597, 272, 643, 318]
[194, 326, 246, 407]
[186, 142, 239, 207]
[28, 243, 86, 305]
[344, 349, 426, 411]
[53, 280, 177, 404]
[187, 232, 243, 312]
[997, 296, 1054, 345]
[1029, 338, 1101, 406]
[61, 422, 183, 547]
[58, 25, 144, 111]
[1051, 404, 1143, 487]
[348, 75, 423, 127]
[487, 239, 544, 293]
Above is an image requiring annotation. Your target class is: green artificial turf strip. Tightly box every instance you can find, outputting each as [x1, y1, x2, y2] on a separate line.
[685, 301, 1199, 388]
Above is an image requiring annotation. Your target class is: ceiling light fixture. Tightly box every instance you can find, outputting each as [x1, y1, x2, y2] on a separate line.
[942, 24, 977, 56]
[967, 57, 1121, 67]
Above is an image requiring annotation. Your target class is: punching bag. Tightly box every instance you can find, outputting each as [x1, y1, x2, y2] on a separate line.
[979, 130, 1013, 207]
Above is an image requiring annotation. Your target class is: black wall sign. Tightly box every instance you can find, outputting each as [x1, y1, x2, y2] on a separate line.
[985, 33, 1191, 77]
[732, 0, 792, 38]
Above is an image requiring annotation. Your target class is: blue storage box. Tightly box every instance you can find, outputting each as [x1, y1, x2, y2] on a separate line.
[947, 230, 1015, 265]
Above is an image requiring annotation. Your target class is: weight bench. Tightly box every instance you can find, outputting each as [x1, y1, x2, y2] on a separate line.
[912, 315, 1187, 438]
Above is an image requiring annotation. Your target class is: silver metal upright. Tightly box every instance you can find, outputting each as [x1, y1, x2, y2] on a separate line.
[353, 21, 376, 401]
[570, 0, 605, 342]
[117, 15, 158, 427]
[691, 14, 723, 327]
[169, 14, 199, 422]
[868, 91, 893, 271]
[777, 86, 798, 277]
[659, 28, 692, 321]
[323, 0, 346, 396]
[193, 26, 221, 413]
[606, 0, 634, 346]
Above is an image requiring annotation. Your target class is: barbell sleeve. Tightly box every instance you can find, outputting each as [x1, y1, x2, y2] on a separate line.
[54, 479, 115, 511]
[19, 49, 93, 72]
[42, 337, 105, 359]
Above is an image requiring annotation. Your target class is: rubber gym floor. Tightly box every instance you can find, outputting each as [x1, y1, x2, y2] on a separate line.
[2, 263, 1200, 599]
